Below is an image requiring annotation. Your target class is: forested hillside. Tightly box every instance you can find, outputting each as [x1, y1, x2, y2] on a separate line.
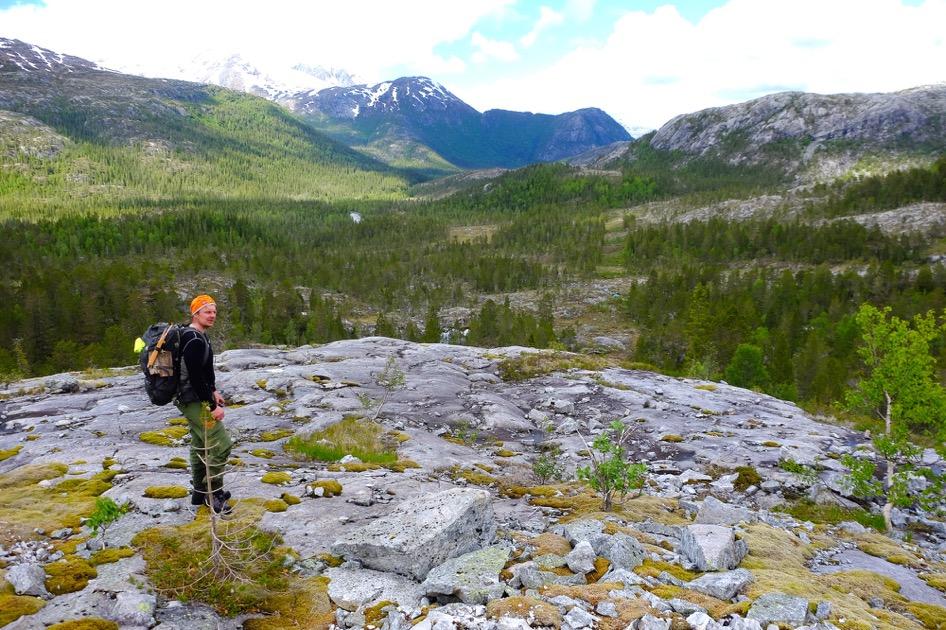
[2, 40, 946, 436]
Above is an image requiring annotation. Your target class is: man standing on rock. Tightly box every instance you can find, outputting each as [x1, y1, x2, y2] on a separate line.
[177, 294, 232, 514]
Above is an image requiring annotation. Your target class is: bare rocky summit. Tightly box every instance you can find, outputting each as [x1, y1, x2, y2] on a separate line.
[0, 338, 944, 629]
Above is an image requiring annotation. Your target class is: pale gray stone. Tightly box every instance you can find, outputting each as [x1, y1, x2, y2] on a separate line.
[565, 540, 596, 574]
[421, 546, 509, 605]
[564, 606, 595, 628]
[596, 601, 618, 617]
[696, 496, 758, 525]
[331, 488, 495, 580]
[111, 591, 157, 627]
[6, 563, 50, 598]
[325, 567, 426, 611]
[686, 611, 721, 630]
[561, 519, 604, 545]
[746, 592, 809, 627]
[686, 568, 754, 600]
[599, 566, 646, 586]
[593, 532, 645, 569]
[679, 525, 747, 571]
[668, 598, 706, 616]
[633, 614, 672, 630]
[726, 618, 764, 630]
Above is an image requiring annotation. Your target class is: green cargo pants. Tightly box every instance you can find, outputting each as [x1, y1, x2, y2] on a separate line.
[177, 401, 232, 493]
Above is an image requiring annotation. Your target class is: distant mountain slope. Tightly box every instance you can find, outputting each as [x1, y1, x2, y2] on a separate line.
[293, 76, 632, 171]
[0, 38, 406, 216]
[628, 85, 946, 182]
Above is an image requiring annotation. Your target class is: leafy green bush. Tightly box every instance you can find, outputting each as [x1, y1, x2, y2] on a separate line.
[576, 421, 647, 511]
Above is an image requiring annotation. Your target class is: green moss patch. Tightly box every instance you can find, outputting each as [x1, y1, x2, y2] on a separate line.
[0, 445, 23, 462]
[0, 593, 45, 626]
[384, 459, 420, 472]
[259, 429, 294, 442]
[280, 493, 301, 506]
[261, 472, 292, 485]
[307, 480, 342, 497]
[167, 417, 189, 426]
[89, 546, 136, 565]
[242, 575, 334, 629]
[250, 449, 275, 459]
[48, 619, 119, 630]
[164, 457, 188, 470]
[45, 557, 98, 594]
[139, 426, 189, 446]
[495, 449, 517, 457]
[498, 351, 610, 382]
[265, 499, 288, 512]
[143, 485, 189, 499]
[734, 466, 762, 491]
[326, 462, 381, 472]
[781, 500, 886, 532]
[0, 464, 113, 541]
[132, 506, 297, 616]
[660, 434, 684, 443]
[284, 416, 398, 464]
[635, 559, 700, 582]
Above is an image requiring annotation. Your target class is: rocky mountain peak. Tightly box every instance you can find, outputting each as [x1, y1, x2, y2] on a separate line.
[647, 84, 946, 176]
[0, 38, 102, 74]
[292, 75, 475, 120]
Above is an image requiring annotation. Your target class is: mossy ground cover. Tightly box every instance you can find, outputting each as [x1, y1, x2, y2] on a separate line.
[0, 464, 114, 543]
[497, 351, 611, 382]
[44, 557, 97, 595]
[740, 523, 933, 629]
[259, 429, 295, 442]
[261, 472, 292, 485]
[284, 416, 397, 464]
[139, 426, 189, 446]
[89, 546, 135, 565]
[132, 500, 302, 617]
[47, 619, 118, 630]
[781, 500, 886, 532]
[143, 485, 190, 499]
[0, 590, 45, 626]
[307, 480, 342, 497]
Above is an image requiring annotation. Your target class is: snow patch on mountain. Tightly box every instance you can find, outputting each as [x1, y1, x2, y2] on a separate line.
[0, 38, 104, 74]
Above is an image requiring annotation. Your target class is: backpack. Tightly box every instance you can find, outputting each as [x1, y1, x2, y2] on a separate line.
[137, 323, 184, 406]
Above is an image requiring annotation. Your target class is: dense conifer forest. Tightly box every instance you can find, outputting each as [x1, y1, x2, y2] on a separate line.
[2, 113, 945, 434]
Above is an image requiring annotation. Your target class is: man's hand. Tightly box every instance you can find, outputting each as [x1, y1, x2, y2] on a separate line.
[213, 390, 226, 408]
[211, 406, 225, 422]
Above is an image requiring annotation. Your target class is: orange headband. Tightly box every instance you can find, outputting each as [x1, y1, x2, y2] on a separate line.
[190, 295, 216, 315]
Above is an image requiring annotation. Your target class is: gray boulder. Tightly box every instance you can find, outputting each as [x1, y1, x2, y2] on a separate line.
[325, 567, 426, 611]
[331, 488, 495, 580]
[599, 566, 647, 586]
[679, 525, 747, 571]
[696, 496, 758, 525]
[563, 606, 595, 628]
[421, 546, 510, 605]
[726, 618, 763, 630]
[45, 374, 79, 394]
[746, 592, 809, 627]
[632, 615, 672, 630]
[565, 540, 596, 574]
[686, 568, 754, 600]
[593, 532, 645, 569]
[561, 519, 605, 545]
[6, 563, 50, 598]
[111, 591, 157, 627]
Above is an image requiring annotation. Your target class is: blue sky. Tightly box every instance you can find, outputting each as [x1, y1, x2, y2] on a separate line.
[1, 0, 944, 131]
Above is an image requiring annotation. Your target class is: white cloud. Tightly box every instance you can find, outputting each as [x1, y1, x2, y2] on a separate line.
[471, 31, 520, 63]
[458, 0, 946, 130]
[0, 0, 513, 82]
[520, 6, 565, 48]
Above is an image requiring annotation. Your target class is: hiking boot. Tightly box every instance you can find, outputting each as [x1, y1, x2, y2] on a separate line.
[191, 489, 207, 506]
[209, 489, 232, 515]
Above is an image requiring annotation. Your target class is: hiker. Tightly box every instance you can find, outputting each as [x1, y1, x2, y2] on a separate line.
[177, 294, 233, 514]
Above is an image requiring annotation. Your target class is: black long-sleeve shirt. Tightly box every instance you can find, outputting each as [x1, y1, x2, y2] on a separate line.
[179, 327, 216, 409]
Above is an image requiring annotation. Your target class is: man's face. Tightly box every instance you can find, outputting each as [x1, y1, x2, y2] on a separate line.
[194, 304, 217, 329]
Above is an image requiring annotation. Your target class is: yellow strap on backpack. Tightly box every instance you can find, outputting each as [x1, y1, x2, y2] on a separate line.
[133, 337, 146, 354]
